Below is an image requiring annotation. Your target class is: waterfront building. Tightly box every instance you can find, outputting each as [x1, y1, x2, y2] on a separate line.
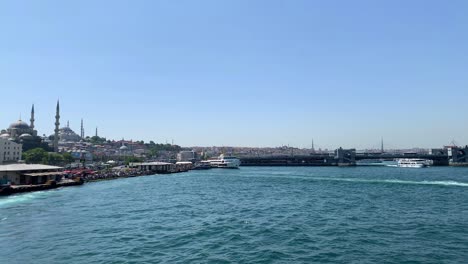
[175, 161, 193, 171]
[0, 138, 22, 165]
[177, 150, 196, 162]
[0, 163, 62, 185]
[130, 162, 174, 173]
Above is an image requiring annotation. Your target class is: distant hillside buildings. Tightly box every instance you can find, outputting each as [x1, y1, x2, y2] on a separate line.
[177, 151, 196, 162]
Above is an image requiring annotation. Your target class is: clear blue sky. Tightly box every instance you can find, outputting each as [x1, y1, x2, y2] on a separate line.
[1, 0, 467, 149]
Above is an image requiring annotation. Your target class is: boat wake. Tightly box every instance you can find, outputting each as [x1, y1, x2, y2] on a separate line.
[322, 178, 468, 187]
[245, 173, 468, 187]
[0, 191, 53, 207]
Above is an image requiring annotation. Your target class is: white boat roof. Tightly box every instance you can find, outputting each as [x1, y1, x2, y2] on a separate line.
[137, 162, 173, 166]
[0, 164, 63, 172]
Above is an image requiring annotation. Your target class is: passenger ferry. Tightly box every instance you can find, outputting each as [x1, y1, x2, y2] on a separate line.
[207, 154, 241, 169]
[396, 159, 432, 168]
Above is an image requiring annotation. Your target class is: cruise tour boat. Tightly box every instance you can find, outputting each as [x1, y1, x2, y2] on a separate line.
[207, 154, 241, 169]
[396, 159, 432, 168]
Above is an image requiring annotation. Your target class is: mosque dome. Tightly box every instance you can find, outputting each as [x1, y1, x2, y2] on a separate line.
[0, 133, 10, 138]
[19, 133, 33, 140]
[56, 126, 81, 142]
[9, 120, 30, 130]
[60, 127, 73, 133]
[120, 145, 129, 150]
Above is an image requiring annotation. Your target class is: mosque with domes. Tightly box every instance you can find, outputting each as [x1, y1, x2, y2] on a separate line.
[53, 121, 82, 143]
[0, 105, 38, 141]
[1, 102, 86, 153]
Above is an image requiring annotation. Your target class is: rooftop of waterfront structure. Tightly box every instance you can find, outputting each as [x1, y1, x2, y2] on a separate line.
[0, 164, 62, 172]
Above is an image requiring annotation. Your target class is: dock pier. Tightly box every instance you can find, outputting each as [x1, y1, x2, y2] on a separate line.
[0, 178, 84, 196]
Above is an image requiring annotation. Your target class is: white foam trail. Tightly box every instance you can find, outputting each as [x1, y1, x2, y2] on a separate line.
[243, 174, 468, 187]
[391, 179, 468, 187]
[315, 177, 468, 187]
[0, 191, 52, 207]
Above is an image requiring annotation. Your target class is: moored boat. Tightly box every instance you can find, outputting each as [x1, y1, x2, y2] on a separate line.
[193, 161, 212, 170]
[207, 154, 241, 169]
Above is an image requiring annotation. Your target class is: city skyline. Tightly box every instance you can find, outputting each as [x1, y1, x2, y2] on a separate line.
[1, 0, 467, 148]
[0, 100, 463, 150]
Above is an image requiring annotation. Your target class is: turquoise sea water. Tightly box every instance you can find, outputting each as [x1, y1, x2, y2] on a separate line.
[1, 166, 468, 264]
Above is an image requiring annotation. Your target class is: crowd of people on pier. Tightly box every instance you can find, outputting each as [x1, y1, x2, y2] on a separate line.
[64, 169, 154, 182]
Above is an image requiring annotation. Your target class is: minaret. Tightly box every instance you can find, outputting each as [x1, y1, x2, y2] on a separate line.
[80, 119, 84, 138]
[381, 137, 384, 153]
[311, 138, 315, 154]
[67, 120, 69, 128]
[54, 100, 60, 152]
[95, 127, 98, 137]
[30, 104, 35, 130]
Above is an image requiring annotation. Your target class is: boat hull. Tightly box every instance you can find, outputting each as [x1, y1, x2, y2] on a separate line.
[398, 164, 426, 168]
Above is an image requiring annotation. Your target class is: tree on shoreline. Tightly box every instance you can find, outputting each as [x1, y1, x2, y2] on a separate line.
[124, 156, 143, 165]
[87, 136, 107, 144]
[22, 148, 75, 165]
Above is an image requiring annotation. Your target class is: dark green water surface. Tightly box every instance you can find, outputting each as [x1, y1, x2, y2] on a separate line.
[1, 166, 468, 263]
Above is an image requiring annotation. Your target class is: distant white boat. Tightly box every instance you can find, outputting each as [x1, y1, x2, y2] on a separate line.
[207, 154, 241, 169]
[395, 159, 432, 168]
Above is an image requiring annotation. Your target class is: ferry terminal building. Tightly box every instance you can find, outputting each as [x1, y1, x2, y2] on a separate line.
[0, 164, 63, 185]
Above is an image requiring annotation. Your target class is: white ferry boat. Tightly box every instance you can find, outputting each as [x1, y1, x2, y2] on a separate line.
[396, 159, 432, 168]
[207, 154, 241, 169]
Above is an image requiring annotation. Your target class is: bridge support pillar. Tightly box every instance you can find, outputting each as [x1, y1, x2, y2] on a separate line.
[335, 147, 356, 166]
[449, 146, 468, 166]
